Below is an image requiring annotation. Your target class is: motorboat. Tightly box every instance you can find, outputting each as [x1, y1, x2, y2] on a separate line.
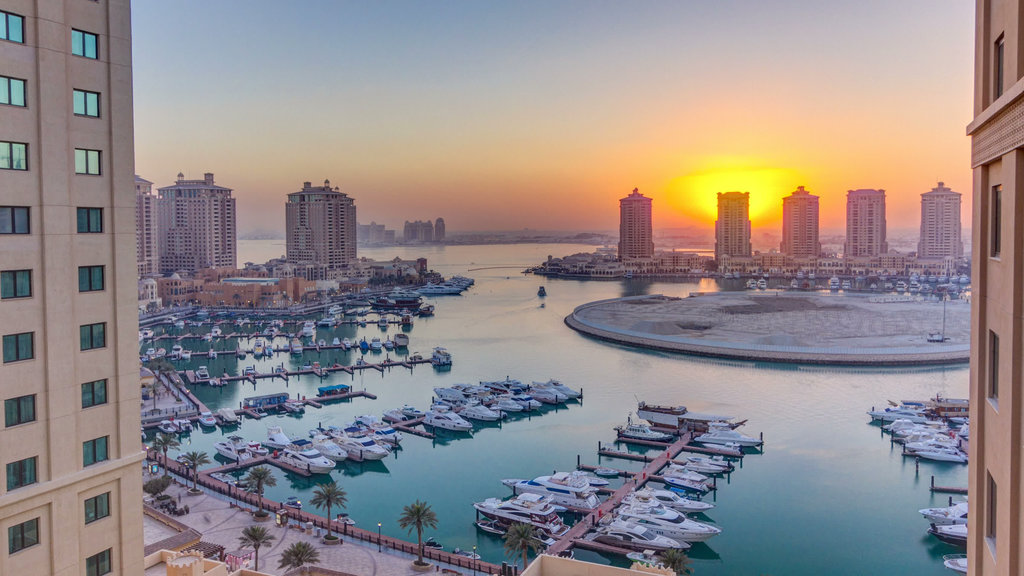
[626, 550, 666, 568]
[677, 458, 731, 475]
[393, 333, 409, 348]
[570, 471, 609, 487]
[473, 493, 570, 537]
[481, 377, 527, 394]
[622, 488, 715, 514]
[501, 473, 601, 509]
[423, 537, 443, 550]
[906, 446, 968, 463]
[593, 468, 620, 478]
[828, 276, 840, 291]
[284, 496, 302, 509]
[660, 472, 711, 494]
[490, 396, 525, 413]
[341, 338, 352, 349]
[170, 344, 184, 359]
[416, 282, 465, 295]
[214, 436, 256, 462]
[694, 424, 762, 447]
[301, 321, 316, 337]
[157, 420, 180, 434]
[317, 317, 334, 327]
[682, 455, 734, 473]
[353, 415, 404, 445]
[236, 347, 246, 359]
[527, 387, 565, 405]
[929, 523, 967, 547]
[277, 442, 335, 474]
[425, 406, 473, 432]
[383, 408, 408, 422]
[383, 338, 395, 350]
[324, 428, 391, 461]
[433, 387, 468, 404]
[207, 349, 217, 359]
[265, 425, 294, 450]
[616, 503, 721, 542]
[401, 404, 426, 419]
[252, 340, 265, 357]
[531, 379, 581, 399]
[216, 408, 240, 425]
[943, 554, 967, 574]
[331, 337, 341, 347]
[589, 520, 686, 552]
[475, 520, 508, 536]
[458, 402, 503, 422]
[920, 501, 968, 525]
[377, 316, 389, 328]
[290, 338, 304, 355]
[616, 415, 674, 442]
[452, 548, 481, 560]
[281, 400, 305, 414]
[309, 434, 349, 462]
[197, 412, 217, 428]
[195, 366, 211, 380]
[757, 278, 768, 290]
[868, 403, 933, 424]
[510, 393, 542, 410]
[431, 347, 452, 366]
[139, 328, 154, 341]
[210, 326, 222, 337]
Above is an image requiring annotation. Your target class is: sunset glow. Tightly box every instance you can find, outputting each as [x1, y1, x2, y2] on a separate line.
[666, 164, 806, 226]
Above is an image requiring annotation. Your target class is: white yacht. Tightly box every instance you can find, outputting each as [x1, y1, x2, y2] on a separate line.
[615, 415, 674, 442]
[528, 386, 565, 405]
[370, 337, 383, 351]
[616, 503, 721, 542]
[867, 404, 932, 424]
[329, 430, 391, 461]
[195, 366, 211, 380]
[943, 554, 968, 574]
[341, 337, 352, 349]
[400, 404, 426, 419]
[682, 455, 734, 473]
[622, 488, 715, 514]
[920, 501, 968, 525]
[425, 406, 473, 431]
[214, 436, 257, 462]
[393, 333, 409, 348]
[433, 387, 468, 404]
[317, 317, 335, 327]
[490, 396, 525, 413]
[473, 493, 570, 537]
[694, 424, 762, 447]
[501, 473, 601, 509]
[510, 393, 542, 410]
[459, 402, 503, 422]
[301, 321, 316, 337]
[265, 425, 294, 450]
[170, 344, 184, 359]
[590, 520, 685, 552]
[929, 523, 967, 547]
[353, 415, 404, 445]
[416, 282, 465, 295]
[216, 408, 240, 425]
[309, 434, 348, 462]
[531, 379, 581, 399]
[431, 347, 452, 366]
[906, 446, 968, 463]
[197, 412, 217, 428]
[277, 442, 335, 474]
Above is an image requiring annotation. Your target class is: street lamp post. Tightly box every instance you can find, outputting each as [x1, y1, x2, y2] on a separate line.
[377, 522, 382, 552]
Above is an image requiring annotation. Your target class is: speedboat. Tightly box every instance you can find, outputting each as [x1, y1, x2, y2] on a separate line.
[197, 412, 218, 428]
[214, 436, 256, 462]
[309, 434, 349, 462]
[906, 446, 968, 463]
[694, 424, 762, 447]
[285, 496, 302, 509]
[490, 396, 525, 413]
[616, 415, 674, 442]
[341, 337, 352, 349]
[943, 554, 968, 574]
[683, 455, 734, 473]
[661, 472, 711, 494]
[265, 425, 294, 450]
[157, 420, 180, 434]
[425, 406, 473, 432]
[531, 379, 581, 399]
[929, 523, 967, 547]
[590, 520, 686, 551]
[328, 430, 391, 461]
[459, 402, 503, 422]
[400, 404, 426, 419]
[433, 387, 468, 404]
[332, 337, 341, 346]
[623, 488, 715, 514]
[501, 473, 601, 509]
[252, 340, 265, 357]
[301, 321, 316, 337]
[277, 443, 335, 474]
[353, 415, 404, 445]
[510, 393, 542, 410]
[473, 493, 570, 537]
[616, 503, 721, 542]
[370, 337, 383, 351]
[170, 344, 184, 359]
[527, 387, 565, 405]
[481, 377, 527, 394]
[290, 338, 304, 355]
[920, 501, 968, 525]
[868, 403, 932, 424]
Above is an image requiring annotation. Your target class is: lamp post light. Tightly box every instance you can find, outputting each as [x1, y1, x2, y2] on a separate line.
[377, 522, 382, 552]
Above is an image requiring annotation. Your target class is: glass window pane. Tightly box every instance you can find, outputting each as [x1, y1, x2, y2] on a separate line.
[14, 207, 27, 233]
[92, 267, 103, 290]
[12, 79, 24, 106]
[72, 30, 82, 55]
[0, 77, 8, 105]
[74, 90, 85, 114]
[2, 335, 13, 362]
[79, 267, 88, 291]
[80, 325, 89, 349]
[1, 272, 11, 298]
[0, 143, 10, 169]
[75, 149, 86, 174]
[90, 209, 101, 231]
[95, 381, 106, 404]
[96, 324, 105, 347]
[9, 15, 22, 43]
[77, 208, 87, 232]
[0, 14, 7, 41]
[87, 35, 97, 59]
[11, 143, 25, 170]
[19, 333, 31, 359]
[0, 207, 10, 233]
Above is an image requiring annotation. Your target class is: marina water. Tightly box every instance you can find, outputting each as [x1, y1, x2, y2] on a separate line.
[152, 241, 968, 575]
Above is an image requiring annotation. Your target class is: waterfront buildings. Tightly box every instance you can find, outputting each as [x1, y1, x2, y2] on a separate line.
[780, 186, 821, 258]
[285, 179, 357, 280]
[967, 2, 1024, 574]
[618, 188, 654, 260]
[918, 181, 964, 260]
[435, 217, 446, 242]
[357, 221, 397, 245]
[156, 172, 236, 274]
[135, 175, 159, 276]
[403, 219, 439, 243]
[0, 1, 144, 575]
[843, 189, 888, 258]
[714, 192, 752, 261]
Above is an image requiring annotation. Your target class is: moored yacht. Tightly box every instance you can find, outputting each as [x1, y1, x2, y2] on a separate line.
[265, 425, 294, 450]
[214, 436, 256, 462]
[694, 423, 762, 447]
[277, 442, 335, 474]
[531, 379, 581, 399]
[616, 503, 721, 542]
[308, 434, 349, 462]
[920, 501, 968, 525]
[615, 414, 674, 442]
[473, 493, 569, 537]
[327, 429, 391, 461]
[353, 415, 404, 445]
[622, 488, 715, 514]
[590, 520, 685, 552]
[431, 347, 453, 366]
[424, 406, 473, 431]
[458, 402, 503, 422]
[502, 472, 601, 509]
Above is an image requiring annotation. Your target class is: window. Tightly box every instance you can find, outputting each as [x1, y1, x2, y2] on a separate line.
[0, 10, 24, 43]
[80, 323, 106, 351]
[0, 206, 29, 234]
[86, 549, 112, 576]
[77, 207, 103, 233]
[0, 141, 27, 170]
[71, 29, 98, 59]
[73, 89, 99, 117]
[81, 379, 107, 408]
[987, 473, 998, 554]
[4, 395, 34, 427]
[6, 456, 36, 490]
[1, 270, 31, 298]
[84, 492, 110, 524]
[0, 75, 25, 107]
[2, 332, 33, 363]
[78, 266, 104, 292]
[75, 149, 101, 175]
[83, 436, 108, 467]
[991, 185, 1001, 257]
[995, 34, 1005, 99]
[7, 518, 38, 554]
[989, 331, 999, 401]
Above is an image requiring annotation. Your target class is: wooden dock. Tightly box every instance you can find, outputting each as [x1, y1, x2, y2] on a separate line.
[389, 416, 435, 439]
[930, 475, 969, 495]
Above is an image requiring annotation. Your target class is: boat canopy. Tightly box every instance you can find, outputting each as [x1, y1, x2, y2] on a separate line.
[317, 383, 351, 396]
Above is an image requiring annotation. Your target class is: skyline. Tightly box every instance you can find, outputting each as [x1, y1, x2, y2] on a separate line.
[132, 1, 974, 235]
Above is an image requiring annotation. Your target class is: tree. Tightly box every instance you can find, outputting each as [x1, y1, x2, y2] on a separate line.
[277, 541, 320, 571]
[503, 522, 543, 569]
[398, 500, 438, 566]
[143, 476, 173, 500]
[244, 466, 277, 517]
[180, 450, 211, 491]
[238, 525, 275, 572]
[660, 549, 693, 575]
[151, 433, 180, 476]
[310, 481, 347, 540]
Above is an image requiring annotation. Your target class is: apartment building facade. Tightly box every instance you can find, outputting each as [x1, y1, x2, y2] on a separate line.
[714, 191, 752, 261]
[618, 188, 654, 260]
[156, 172, 236, 274]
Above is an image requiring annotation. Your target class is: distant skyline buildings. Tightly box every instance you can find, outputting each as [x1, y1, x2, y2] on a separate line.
[618, 188, 654, 259]
[135, 175, 159, 276]
[780, 186, 821, 258]
[285, 179, 357, 276]
[715, 192, 752, 260]
[843, 189, 888, 258]
[403, 219, 445, 243]
[157, 172, 237, 274]
[917, 182, 963, 260]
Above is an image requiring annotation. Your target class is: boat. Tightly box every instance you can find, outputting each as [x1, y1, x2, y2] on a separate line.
[458, 402, 503, 422]
[896, 280, 908, 293]
[906, 446, 968, 463]
[301, 321, 316, 337]
[920, 501, 968, 525]
[424, 406, 473, 432]
[383, 338, 395, 350]
[683, 455, 734, 472]
[265, 425, 294, 450]
[318, 339, 326, 348]
[589, 520, 686, 552]
[527, 387, 565, 405]
[216, 408, 240, 425]
[236, 347, 246, 359]
[501, 473, 601, 509]
[377, 316, 389, 328]
[214, 436, 256, 462]
[328, 305, 344, 316]
[281, 400, 306, 414]
[841, 280, 851, 290]
[317, 317, 334, 327]
[290, 338, 304, 355]
[626, 550, 666, 568]
[353, 415, 404, 445]
[400, 404, 426, 419]
[341, 337, 352, 349]
[383, 408, 408, 422]
[867, 403, 933, 424]
[490, 396, 525, 413]
[170, 344, 184, 359]
[332, 337, 341, 346]
[615, 503, 721, 542]
[475, 520, 508, 535]
[510, 393, 543, 410]
[308, 434, 349, 462]
[473, 493, 570, 537]
[943, 554, 968, 574]
[929, 523, 967, 547]
[593, 468, 620, 478]
[746, 279, 758, 290]
[623, 488, 715, 514]
[359, 338, 370, 352]
[757, 278, 767, 290]
[433, 387, 468, 404]
[195, 366, 211, 380]
[252, 340, 265, 357]
[157, 420, 180, 434]
[694, 423, 762, 447]
[285, 496, 302, 509]
[418, 305, 435, 317]
[197, 412, 217, 428]
[616, 414, 674, 442]
[416, 282, 465, 295]
[370, 337, 383, 351]
[423, 537, 443, 550]
[452, 548, 481, 560]
[531, 379, 580, 399]
[660, 473, 711, 494]
[327, 429, 391, 461]
[277, 443, 336, 474]
[538, 286, 547, 297]
[431, 347, 452, 366]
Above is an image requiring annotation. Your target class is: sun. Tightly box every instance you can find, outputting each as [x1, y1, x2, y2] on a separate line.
[666, 164, 806, 226]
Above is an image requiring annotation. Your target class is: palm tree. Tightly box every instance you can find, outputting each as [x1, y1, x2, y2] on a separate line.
[503, 522, 543, 569]
[398, 500, 438, 566]
[238, 525, 275, 572]
[277, 541, 320, 571]
[244, 466, 277, 517]
[310, 481, 347, 539]
[659, 549, 693, 575]
[180, 450, 210, 491]
[151, 433, 179, 476]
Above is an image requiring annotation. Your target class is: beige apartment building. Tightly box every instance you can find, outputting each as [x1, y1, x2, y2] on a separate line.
[843, 189, 888, 258]
[157, 172, 236, 274]
[618, 188, 654, 260]
[135, 175, 158, 277]
[285, 180, 357, 279]
[780, 185, 821, 258]
[918, 181, 964, 260]
[967, 1, 1024, 574]
[0, 1, 143, 576]
[714, 191, 751, 261]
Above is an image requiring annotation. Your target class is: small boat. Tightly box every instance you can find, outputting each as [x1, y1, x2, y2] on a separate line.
[424, 406, 473, 432]
[920, 501, 968, 525]
[285, 496, 302, 509]
[265, 425, 294, 450]
[423, 537, 443, 550]
[157, 420, 179, 434]
[377, 316, 389, 328]
[626, 550, 665, 567]
[197, 412, 217, 428]
[929, 523, 967, 547]
[538, 286, 547, 297]
[475, 520, 506, 535]
[383, 338, 395, 350]
[359, 338, 369, 352]
[452, 548, 481, 560]
[623, 488, 715, 514]
[616, 414, 674, 442]
[236, 347, 246, 359]
[216, 408, 240, 424]
[195, 366, 211, 380]
[332, 337, 341, 346]
[943, 554, 967, 574]
[593, 467, 620, 478]
[431, 347, 452, 366]
[401, 405, 426, 419]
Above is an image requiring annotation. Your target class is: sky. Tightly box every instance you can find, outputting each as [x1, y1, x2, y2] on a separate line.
[131, 1, 975, 236]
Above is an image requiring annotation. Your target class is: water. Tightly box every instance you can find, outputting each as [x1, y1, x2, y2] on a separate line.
[149, 242, 968, 575]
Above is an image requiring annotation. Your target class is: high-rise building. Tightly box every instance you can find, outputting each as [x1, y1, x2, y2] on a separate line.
[967, 3, 1024, 575]
[156, 172, 236, 274]
[843, 189, 888, 258]
[0, 2, 144, 575]
[285, 179, 357, 271]
[715, 192, 752, 260]
[434, 217, 446, 242]
[917, 182, 963, 260]
[780, 186, 820, 258]
[403, 220, 435, 243]
[618, 188, 654, 259]
[135, 175, 159, 276]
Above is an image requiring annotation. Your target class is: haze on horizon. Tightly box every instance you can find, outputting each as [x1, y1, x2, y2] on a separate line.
[132, 1, 974, 237]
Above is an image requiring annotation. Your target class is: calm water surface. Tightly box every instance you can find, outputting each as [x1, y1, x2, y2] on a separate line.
[151, 242, 968, 575]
